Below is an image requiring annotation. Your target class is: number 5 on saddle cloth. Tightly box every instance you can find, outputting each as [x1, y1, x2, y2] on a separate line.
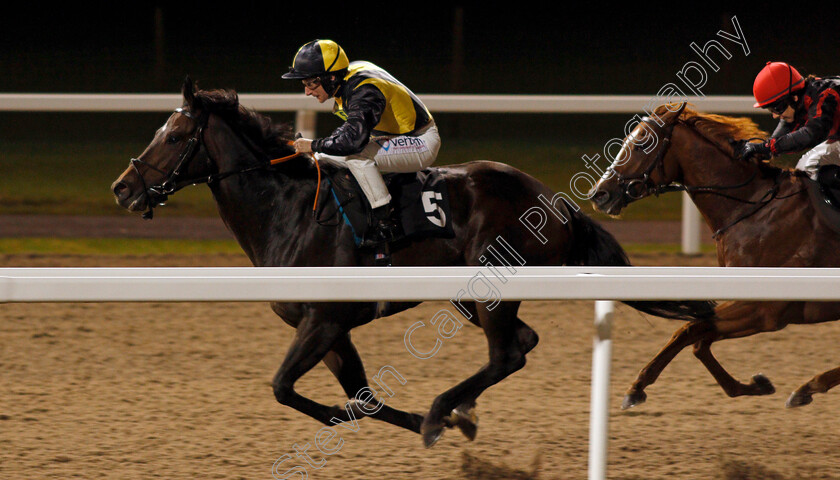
[322, 166, 455, 247]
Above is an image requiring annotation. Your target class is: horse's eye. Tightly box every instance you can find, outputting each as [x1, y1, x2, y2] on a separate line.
[633, 135, 651, 151]
[167, 135, 181, 145]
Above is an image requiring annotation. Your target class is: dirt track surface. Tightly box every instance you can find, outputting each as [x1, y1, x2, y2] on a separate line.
[1, 252, 838, 479]
[0, 214, 714, 244]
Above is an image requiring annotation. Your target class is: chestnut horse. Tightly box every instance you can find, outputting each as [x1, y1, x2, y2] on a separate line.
[590, 103, 840, 408]
[111, 79, 714, 447]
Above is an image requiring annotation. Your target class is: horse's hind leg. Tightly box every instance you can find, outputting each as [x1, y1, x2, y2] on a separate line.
[421, 301, 532, 447]
[460, 302, 539, 354]
[322, 333, 424, 433]
[436, 314, 538, 442]
[787, 366, 840, 407]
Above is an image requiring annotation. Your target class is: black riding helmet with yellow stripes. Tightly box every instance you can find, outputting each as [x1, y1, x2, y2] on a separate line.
[282, 39, 349, 95]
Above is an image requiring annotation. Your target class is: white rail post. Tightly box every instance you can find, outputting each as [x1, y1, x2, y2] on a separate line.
[588, 300, 614, 480]
[681, 191, 702, 255]
[295, 109, 317, 139]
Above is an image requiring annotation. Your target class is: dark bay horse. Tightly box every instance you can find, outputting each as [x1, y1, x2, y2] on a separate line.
[111, 79, 714, 447]
[590, 103, 840, 409]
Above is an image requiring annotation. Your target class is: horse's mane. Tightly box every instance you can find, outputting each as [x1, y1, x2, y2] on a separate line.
[193, 88, 296, 158]
[653, 104, 793, 178]
[654, 104, 768, 158]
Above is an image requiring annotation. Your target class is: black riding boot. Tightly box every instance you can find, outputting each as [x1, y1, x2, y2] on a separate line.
[822, 167, 840, 190]
[360, 205, 401, 248]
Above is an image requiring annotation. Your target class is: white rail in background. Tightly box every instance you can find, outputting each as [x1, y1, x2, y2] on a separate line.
[1, 93, 750, 253]
[0, 93, 756, 113]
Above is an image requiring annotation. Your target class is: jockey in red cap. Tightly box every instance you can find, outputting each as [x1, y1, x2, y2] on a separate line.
[739, 61, 840, 184]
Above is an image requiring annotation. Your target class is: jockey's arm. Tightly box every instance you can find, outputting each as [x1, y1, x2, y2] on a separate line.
[769, 91, 837, 155]
[770, 119, 792, 139]
[311, 85, 386, 156]
[770, 117, 830, 155]
[769, 90, 838, 155]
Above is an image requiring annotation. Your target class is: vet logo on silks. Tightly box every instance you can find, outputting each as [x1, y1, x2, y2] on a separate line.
[375, 136, 430, 155]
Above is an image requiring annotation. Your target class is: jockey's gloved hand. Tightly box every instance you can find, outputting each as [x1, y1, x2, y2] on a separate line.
[738, 141, 771, 162]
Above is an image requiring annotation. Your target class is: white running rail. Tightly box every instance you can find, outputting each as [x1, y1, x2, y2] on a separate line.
[2, 265, 837, 480]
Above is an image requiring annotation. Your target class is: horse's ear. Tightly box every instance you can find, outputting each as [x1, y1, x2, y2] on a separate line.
[182, 76, 196, 107]
[658, 102, 687, 125]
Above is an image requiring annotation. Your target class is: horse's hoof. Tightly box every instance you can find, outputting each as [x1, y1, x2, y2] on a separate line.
[786, 391, 813, 408]
[621, 391, 647, 410]
[421, 423, 444, 448]
[750, 374, 775, 395]
[447, 403, 478, 441]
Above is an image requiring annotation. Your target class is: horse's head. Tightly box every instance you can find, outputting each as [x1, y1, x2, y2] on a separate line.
[112, 77, 301, 219]
[111, 77, 216, 218]
[589, 103, 688, 216]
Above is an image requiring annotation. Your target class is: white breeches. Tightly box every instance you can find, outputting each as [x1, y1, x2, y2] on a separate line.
[795, 140, 840, 180]
[316, 122, 441, 209]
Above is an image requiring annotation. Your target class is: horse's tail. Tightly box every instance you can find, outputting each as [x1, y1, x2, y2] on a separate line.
[567, 205, 717, 321]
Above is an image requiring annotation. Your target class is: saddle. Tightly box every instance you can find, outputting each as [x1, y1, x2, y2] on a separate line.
[320, 163, 455, 247]
[805, 165, 840, 235]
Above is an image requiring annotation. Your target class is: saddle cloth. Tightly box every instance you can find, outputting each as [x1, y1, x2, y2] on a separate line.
[324, 166, 455, 246]
[805, 165, 840, 235]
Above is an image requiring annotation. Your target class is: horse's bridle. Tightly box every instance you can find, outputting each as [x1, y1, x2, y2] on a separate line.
[130, 107, 208, 219]
[607, 117, 679, 202]
[608, 115, 798, 238]
[128, 107, 309, 220]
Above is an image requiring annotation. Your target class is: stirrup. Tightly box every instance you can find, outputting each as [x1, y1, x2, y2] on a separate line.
[359, 219, 401, 248]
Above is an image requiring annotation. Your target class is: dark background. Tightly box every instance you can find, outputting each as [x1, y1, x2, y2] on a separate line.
[2, 6, 836, 94]
[1, 6, 837, 218]
[1, 6, 837, 144]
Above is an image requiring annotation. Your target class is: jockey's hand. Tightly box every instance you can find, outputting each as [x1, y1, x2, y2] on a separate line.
[294, 138, 313, 154]
[738, 141, 771, 162]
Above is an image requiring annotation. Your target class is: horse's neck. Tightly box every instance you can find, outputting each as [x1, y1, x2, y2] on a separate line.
[204, 120, 321, 267]
[677, 128, 778, 235]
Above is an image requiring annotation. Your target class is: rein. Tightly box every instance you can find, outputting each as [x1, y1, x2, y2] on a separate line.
[664, 131, 790, 238]
[268, 140, 321, 214]
[613, 118, 800, 238]
[130, 108, 321, 219]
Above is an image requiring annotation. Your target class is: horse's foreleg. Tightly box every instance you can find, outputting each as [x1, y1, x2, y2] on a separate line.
[787, 365, 840, 407]
[420, 303, 533, 447]
[322, 333, 424, 433]
[784, 302, 840, 407]
[271, 316, 352, 426]
[625, 301, 795, 408]
[692, 301, 808, 399]
[622, 320, 716, 409]
[691, 338, 775, 397]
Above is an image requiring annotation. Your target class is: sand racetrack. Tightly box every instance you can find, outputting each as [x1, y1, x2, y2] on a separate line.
[1, 251, 838, 480]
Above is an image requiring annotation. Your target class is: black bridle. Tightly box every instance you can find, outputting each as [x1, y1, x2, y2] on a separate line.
[130, 107, 208, 219]
[127, 107, 315, 220]
[607, 118, 679, 202]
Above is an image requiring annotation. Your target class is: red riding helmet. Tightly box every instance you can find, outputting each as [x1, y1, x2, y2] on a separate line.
[752, 61, 805, 108]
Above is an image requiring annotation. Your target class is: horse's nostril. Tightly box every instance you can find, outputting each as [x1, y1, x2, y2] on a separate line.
[591, 189, 609, 206]
[112, 181, 129, 200]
